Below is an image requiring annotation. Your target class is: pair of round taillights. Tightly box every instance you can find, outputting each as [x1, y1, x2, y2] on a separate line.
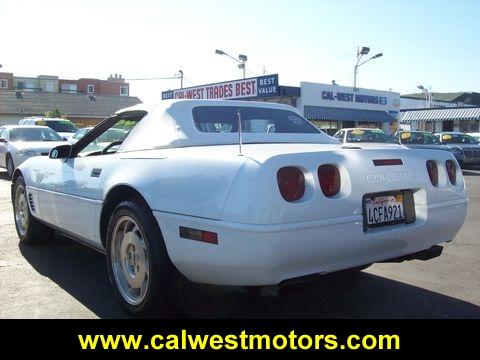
[277, 165, 341, 202]
[426, 160, 457, 187]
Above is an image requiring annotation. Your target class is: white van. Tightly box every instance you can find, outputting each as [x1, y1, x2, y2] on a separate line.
[18, 117, 78, 140]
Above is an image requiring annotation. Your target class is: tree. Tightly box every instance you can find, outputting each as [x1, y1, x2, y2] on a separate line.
[45, 108, 65, 118]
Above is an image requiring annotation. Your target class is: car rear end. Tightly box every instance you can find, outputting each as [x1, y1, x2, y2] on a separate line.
[461, 146, 480, 165]
[156, 145, 467, 286]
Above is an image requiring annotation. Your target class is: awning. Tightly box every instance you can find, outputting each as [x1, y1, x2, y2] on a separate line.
[304, 105, 395, 123]
[401, 107, 480, 122]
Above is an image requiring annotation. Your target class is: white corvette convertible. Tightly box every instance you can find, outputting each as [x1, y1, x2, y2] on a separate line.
[11, 100, 467, 315]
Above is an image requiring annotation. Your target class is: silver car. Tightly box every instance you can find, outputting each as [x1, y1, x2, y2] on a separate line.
[395, 131, 464, 165]
[0, 125, 66, 178]
[436, 132, 480, 166]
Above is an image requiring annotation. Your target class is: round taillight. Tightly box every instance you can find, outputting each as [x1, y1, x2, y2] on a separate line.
[277, 167, 305, 202]
[445, 160, 457, 185]
[318, 165, 341, 198]
[426, 160, 438, 186]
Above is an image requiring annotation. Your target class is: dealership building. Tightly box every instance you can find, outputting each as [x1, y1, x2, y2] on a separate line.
[162, 74, 401, 135]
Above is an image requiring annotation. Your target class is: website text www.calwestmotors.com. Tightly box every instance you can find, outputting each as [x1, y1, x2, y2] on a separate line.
[78, 330, 400, 351]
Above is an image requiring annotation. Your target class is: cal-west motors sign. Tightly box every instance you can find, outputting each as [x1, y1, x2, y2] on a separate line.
[161, 74, 279, 100]
[321, 90, 388, 105]
[298, 82, 400, 112]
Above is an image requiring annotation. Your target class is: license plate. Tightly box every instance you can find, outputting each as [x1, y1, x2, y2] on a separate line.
[365, 194, 405, 227]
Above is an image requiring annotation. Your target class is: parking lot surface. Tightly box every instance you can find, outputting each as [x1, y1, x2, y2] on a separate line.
[0, 168, 479, 318]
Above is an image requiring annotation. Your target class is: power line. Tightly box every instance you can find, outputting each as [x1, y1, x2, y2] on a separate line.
[183, 76, 195, 86]
[125, 76, 180, 81]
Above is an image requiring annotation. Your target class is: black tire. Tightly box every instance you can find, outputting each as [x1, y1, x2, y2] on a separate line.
[6, 154, 14, 179]
[105, 198, 180, 317]
[12, 175, 54, 244]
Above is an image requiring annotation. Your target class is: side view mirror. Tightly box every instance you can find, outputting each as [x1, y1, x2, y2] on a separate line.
[49, 144, 72, 159]
[62, 137, 68, 141]
[0, 138, 6, 143]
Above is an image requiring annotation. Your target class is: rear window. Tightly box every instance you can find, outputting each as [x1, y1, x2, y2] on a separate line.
[346, 129, 393, 143]
[44, 120, 77, 133]
[400, 132, 440, 145]
[441, 134, 477, 144]
[192, 106, 320, 134]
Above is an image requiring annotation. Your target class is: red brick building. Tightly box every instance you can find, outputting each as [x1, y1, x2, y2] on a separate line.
[59, 74, 129, 96]
[0, 72, 140, 126]
[0, 72, 14, 90]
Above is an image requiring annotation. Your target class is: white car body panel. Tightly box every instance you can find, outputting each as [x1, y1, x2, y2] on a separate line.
[16, 100, 468, 286]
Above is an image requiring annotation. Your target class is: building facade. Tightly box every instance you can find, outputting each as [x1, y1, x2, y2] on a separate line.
[296, 82, 400, 135]
[399, 92, 480, 132]
[0, 72, 129, 96]
[400, 107, 480, 133]
[0, 72, 139, 126]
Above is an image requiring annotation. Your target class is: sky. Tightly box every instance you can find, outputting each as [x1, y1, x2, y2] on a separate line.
[1, 0, 479, 104]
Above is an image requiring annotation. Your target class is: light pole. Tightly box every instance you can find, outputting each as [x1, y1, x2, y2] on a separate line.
[353, 46, 383, 91]
[418, 85, 433, 108]
[215, 49, 248, 79]
[177, 70, 184, 89]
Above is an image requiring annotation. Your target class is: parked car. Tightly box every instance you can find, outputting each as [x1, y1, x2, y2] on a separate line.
[0, 125, 66, 178]
[394, 131, 464, 165]
[18, 117, 78, 140]
[333, 128, 405, 148]
[12, 100, 467, 316]
[435, 132, 480, 166]
[70, 127, 130, 153]
[467, 132, 480, 144]
[70, 127, 93, 143]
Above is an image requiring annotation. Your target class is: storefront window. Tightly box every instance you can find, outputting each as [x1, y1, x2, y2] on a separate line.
[460, 120, 480, 133]
[357, 122, 382, 129]
[310, 121, 338, 135]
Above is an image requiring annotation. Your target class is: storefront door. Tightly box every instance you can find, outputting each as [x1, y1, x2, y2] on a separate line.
[443, 121, 454, 132]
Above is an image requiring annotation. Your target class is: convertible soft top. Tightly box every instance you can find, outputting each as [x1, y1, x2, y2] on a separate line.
[119, 100, 338, 152]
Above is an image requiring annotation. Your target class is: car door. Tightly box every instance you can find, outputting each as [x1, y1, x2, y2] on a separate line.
[0, 128, 7, 168]
[39, 112, 145, 246]
[40, 154, 112, 245]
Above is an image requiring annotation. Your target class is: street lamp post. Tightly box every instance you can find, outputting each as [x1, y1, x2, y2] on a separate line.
[215, 49, 248, 79]
[353, 46, 383, 91]
[177, 70, 184, 89]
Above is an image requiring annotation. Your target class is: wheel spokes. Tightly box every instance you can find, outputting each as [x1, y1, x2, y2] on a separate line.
[111, 215, 150, 306]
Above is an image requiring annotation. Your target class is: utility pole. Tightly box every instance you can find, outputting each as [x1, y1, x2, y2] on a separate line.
[178, 70, 184, 89]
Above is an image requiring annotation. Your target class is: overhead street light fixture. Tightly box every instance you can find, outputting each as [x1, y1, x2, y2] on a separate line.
[360, 47, 370, 55]
[353, 46, 383, 91]
[215, 49, 248, 79]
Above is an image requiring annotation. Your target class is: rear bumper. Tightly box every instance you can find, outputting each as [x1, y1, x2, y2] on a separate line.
[154, 198, 467, 286]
